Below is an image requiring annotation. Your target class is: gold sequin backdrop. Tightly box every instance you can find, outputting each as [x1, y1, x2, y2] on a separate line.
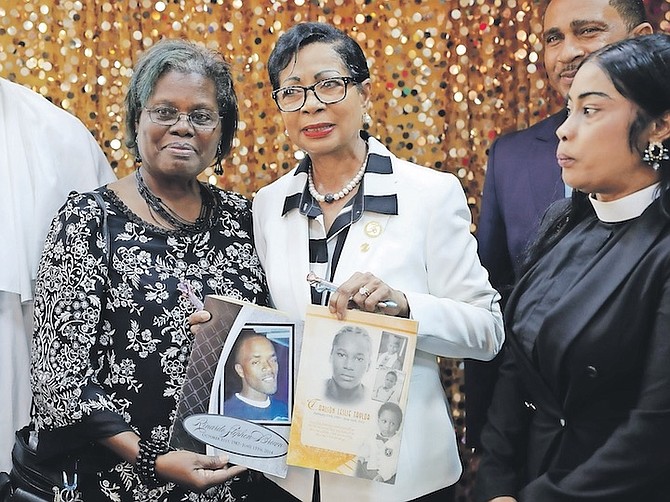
[2, 0, 669, 497]
[3, 0, 670, 215]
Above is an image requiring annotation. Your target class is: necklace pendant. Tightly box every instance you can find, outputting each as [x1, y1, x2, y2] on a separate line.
[307, 146, 369, 205]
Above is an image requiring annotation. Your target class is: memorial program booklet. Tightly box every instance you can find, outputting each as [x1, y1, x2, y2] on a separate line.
[287, 305, 418, 484]
[170, 295, 301, 478]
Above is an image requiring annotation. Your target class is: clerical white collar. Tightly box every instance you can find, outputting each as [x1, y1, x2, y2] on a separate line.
[589, 183, 660, 223]
[235, 393, 271, 408]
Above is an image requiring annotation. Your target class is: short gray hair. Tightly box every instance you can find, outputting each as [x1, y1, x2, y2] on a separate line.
[124, 38, 238, 164]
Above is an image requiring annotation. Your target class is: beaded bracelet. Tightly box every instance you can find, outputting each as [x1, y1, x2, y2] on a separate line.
[135, 438, 170, 488]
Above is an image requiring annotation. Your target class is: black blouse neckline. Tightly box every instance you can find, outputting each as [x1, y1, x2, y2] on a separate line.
[101, 185, 224, 237]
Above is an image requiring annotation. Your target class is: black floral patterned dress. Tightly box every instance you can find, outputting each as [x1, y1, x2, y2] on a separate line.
[30, 186, 269, 501]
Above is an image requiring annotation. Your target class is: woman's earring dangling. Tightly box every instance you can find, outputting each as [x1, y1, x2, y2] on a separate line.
[214, 144, 223, 175]
[363, 112, 372, 125]
[285, 129, 290, 138]
[135, 137, 142, 164]
[643, 141, 669, 171]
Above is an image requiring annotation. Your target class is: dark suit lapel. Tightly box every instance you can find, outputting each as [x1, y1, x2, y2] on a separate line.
[538, 202, 668, 381]
[528, 111, 567, 217]
[533, 110, 566, 142]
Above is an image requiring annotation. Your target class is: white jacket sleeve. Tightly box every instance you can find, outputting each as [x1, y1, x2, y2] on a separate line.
[404, 172, 504, 360]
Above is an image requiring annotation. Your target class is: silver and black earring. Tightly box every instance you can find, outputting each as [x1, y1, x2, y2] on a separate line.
[642, 141, 669, 170]
[135, 136, 142, 164]
[363, 111, 372, 125]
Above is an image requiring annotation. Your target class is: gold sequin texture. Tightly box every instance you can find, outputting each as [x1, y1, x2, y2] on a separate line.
[2, 1, 669, 498]
[2, 0, 669, 213]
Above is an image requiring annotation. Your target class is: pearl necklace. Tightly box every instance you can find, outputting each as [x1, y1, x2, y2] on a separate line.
[307, 153, 368, 204]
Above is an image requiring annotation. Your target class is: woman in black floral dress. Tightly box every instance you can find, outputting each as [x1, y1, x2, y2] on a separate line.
[29, 39, 269, 501]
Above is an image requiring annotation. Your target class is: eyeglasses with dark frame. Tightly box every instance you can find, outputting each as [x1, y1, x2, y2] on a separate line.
[271, 76, 360, 112]
[144, 106, 222, 131]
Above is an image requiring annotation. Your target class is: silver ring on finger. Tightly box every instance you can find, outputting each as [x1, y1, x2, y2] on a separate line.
[359, 286, 371, 297]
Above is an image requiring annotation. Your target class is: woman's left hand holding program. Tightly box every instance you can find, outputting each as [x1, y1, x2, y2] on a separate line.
[156, 449, 247, 492]
[329, 272, 409, 320]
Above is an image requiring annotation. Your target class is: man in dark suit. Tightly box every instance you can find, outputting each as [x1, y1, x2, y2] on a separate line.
[465, 0, 653, 452]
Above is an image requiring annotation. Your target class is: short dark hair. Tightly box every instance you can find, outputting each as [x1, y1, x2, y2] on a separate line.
[543, 0, 648, 32]
[378, 402, 403, 425]
[267, 22, 370, 90]
[609, 0, 648, 31]
[330, 325, 372, 359]
[124, 38, 238, 165]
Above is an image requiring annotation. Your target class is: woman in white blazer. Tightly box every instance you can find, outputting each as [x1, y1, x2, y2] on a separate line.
[251, 22, 504, 502]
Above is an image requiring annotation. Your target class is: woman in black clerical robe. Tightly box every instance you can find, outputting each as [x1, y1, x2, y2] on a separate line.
[476, 33, 670, 502]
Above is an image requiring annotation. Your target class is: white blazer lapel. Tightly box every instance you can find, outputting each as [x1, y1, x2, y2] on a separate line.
[333, 145, 399, 283]
[283, 208, 312, 313]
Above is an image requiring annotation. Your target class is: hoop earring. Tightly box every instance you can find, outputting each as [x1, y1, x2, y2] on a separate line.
[643, 141, 669, 170]
[214, 144, 223, 175]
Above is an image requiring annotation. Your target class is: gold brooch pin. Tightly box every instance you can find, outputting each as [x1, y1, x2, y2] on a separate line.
[364, 221, 382, 237]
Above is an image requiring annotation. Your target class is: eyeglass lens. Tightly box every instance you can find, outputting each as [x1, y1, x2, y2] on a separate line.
[275, 77, 349, 111]
[147, 107, 219, 129]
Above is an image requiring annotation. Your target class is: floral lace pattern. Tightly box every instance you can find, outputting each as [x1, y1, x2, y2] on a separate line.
[31, 187, 269, 501]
